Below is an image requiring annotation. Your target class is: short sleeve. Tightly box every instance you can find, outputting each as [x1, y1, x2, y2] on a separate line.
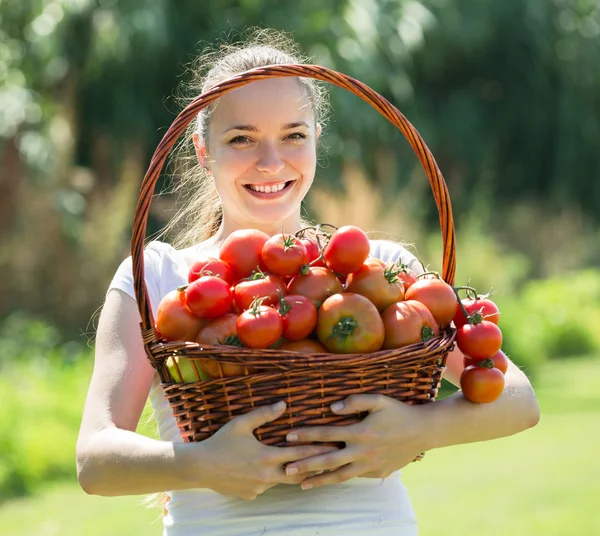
[369, 240, 424, 275]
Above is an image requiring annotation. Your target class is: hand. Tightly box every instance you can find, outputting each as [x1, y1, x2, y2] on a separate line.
[197, 401, 338, 500]
[282, 394, 427, 490]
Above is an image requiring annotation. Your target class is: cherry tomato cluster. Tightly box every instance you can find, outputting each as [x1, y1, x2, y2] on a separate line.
[454, 293, 507, 404]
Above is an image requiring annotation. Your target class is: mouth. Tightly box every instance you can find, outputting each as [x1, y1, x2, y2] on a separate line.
[243, 180, 295, 194]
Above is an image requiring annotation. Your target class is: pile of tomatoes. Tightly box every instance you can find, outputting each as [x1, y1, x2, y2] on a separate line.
[155, 224, 507, 404]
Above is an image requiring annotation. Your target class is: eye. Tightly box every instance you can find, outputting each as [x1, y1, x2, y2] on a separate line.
[228, 135, 252, 146]
[285, 132, 307, 141]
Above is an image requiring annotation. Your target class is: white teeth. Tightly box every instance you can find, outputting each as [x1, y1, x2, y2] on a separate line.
[247, 182, 287, 193]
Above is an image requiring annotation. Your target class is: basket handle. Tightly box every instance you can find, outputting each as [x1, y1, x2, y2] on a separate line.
[132, 64, 456, 340]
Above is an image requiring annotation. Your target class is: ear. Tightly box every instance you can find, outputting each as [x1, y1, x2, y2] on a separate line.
[316, 123, 322, 139]
[193, 132, 211, 172]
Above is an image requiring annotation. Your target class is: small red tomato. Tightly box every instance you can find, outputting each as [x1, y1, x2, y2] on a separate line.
[261, 233, 308, 277]
[299, 237, 325, 267]
[188, 257, 233, 285]
[233, 272, 287, 311]
[155, 289, 207, 342]
[236, 303, 283, 349]
[219, 229, 269, 282]
[464, 349, 509, 374]
[287, 266, 344, 308]
[456, 320, 503, 360]
[460, 360, 505, 403]
[278, 294, 318, 341]
[345, 258, 405, 312]
[323, 225, 370, 275]
[184, 276, 233, 318]
[405, 278, 458, 328]
[454, 297, 501, 328]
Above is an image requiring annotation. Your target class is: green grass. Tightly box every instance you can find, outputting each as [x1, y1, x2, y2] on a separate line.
[0, 357, 598, 536]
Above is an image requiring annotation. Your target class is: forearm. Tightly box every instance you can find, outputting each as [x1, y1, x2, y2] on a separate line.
[76, 427, 206, 496]
[421, 364, 540, 451]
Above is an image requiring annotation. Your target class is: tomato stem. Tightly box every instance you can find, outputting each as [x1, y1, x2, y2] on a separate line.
[329, 316, 357, 342]
[451, 285, 473, 325]
[453, 285, 479, 300]
[416, 270, 442, 280]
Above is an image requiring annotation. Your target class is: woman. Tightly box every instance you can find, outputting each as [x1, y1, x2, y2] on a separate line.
[76, 29, 540, 535]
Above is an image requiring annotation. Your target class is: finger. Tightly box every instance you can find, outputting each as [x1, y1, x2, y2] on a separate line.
[230, 401, 287, 433]
[286, 424, 357, 444]
[284, 448, 356, 476]
[330, 394, 391, 415]
[269, 444, 338, 465]
[300, 463, 364, 490]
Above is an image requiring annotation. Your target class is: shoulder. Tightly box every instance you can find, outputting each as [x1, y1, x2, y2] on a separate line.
[368, 239, 424, 274]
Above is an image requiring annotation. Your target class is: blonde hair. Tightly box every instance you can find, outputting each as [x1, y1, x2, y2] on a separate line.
[161, 28, 329, 248]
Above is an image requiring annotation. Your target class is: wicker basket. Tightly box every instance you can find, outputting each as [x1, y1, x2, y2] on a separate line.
[132, 64, 457, 448]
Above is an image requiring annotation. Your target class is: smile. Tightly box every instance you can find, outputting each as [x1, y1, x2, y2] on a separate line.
[243, 180, 294, 193]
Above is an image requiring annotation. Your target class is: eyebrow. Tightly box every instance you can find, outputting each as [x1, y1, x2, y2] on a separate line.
[222, 121, 310, 134]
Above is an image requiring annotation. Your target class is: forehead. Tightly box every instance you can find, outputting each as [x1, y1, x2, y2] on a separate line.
[210, 78, 313, 129]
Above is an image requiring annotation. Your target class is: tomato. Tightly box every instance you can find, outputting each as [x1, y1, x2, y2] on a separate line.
[299, 237, 325, 267]
[323, 225, 370, 275]
[464, 349, 509, 374]
[184, 275, 233, 318]
[219, 229, 269, 281]
[261, 233, 308, 277]
[460, 360, 505, 403]
[233, 272, 287, 311]
[380, 300, 439, 349]
[405, 278, 458, 328]
[345, 258, 405, 312]
[195, 313, 247, 377]
[454, 297, 501, 328]
[236, 303, 283, 349]
[188, 257, 233, 285]
[278, 294, 317, 341]
[396, 263, 418, 291]
[155, 289, 207, 342]
[166, 355, 210, 382]
[279, 339, 328, 353]
[316, 293, 385, 353]
[287, 266, 343, 308]
[456, 320, 503, 360]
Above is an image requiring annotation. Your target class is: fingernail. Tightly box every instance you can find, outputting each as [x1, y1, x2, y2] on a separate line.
[301, 483, 313, 490]
[287, 432, 298, 442]
[272, 401, 286, 411]
[286, 466, 298, 475]
[331, 401, 344, 412]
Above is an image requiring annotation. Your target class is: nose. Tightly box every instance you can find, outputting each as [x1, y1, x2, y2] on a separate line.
[255, 141, 285, 175]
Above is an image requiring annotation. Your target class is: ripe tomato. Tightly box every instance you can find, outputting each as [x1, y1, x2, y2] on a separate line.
[316, 293, 385, 353]
[278, 294, 317, 341]
[261, 233, 308, 277]
[184, 275, 233, 318]
[279, 339, 328, 353]
[233, 272, 287, 311]
[405, 278, 458, 328]
[219, 229, 269, 281]
[155, 289, 207, 342]
[323, 225, 370, 275]
[460, 361, 505, 403]
[196, 313, 247, 377]
[345, 258, 405, 312]
[380, 300, 439, 349]
[464, 349, 509, 374]
[396, 263, 418, 291]
[188, 257, 233, 285]
[453, 297, 501, 328]
[236, 304, 283, 349]
[299, 237, 325, 267]
[456, 320, 503, 360]
[287, 266, 343, 308]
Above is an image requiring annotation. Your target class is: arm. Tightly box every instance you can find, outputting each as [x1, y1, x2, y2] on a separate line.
[76, 289, 334, 499]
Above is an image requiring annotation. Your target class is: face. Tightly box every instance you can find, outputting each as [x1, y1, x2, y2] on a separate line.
[194, 77, 320, 237]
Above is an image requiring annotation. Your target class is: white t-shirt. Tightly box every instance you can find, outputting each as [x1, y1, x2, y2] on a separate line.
[108, 239, 422, 536]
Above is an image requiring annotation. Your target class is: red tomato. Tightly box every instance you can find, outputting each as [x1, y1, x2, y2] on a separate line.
[184, 276, 233, 318]
[380, 300, 439, 349]
[219, 229, 269, 281]
[345, 258, 405, 312]
[323, 225, 370, 275]
[195, 313, 247, 377]
[454, 297, 501, 328]
[464, 349, 509, 374]
[279, 339, 328, 353]
[155, 289, 207, 342]
[261, 233, 308, 277]
[236, 304, 283, 349]
[316, 293, 385, 353]
[287, 266, 343, 308]
[188, 257, 234, 285]
[396, 264, 418, 291]
[405, 278, 458, 328]
[299, 237, 325, 267]
[456, 320, 503, 360]
[233, 272, 287, 311]
[278, 294, 318, 341]
[460, 361, 505, 403]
